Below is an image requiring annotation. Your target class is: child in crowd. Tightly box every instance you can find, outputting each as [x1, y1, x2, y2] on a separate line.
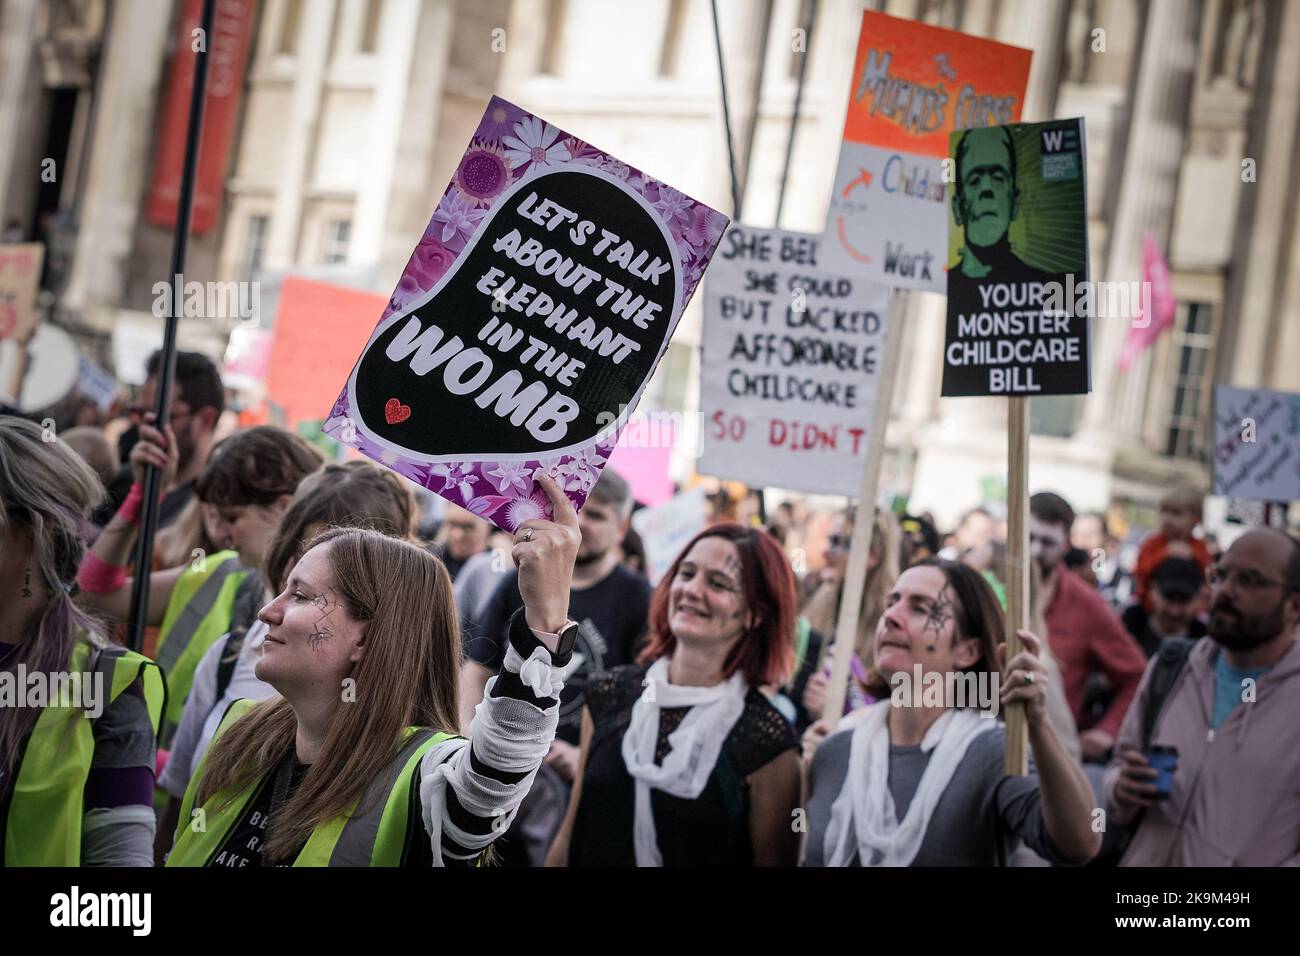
[1133, 486, 1212, 612]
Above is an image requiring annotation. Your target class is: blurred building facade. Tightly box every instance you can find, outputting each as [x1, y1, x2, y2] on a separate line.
[0, 0, 1294, 527]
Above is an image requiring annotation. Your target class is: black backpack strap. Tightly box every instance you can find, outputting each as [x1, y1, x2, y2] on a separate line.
[214, 574, 267, 703]
[214, 631, 244, 704]
[1140, 637, 1195, 750]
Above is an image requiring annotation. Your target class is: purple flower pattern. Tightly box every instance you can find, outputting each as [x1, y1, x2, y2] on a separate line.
[321, 96, 728, 530]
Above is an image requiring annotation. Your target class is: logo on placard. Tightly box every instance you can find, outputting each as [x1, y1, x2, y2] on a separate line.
[1039, 125, 1081, 182]
[348, 167, 681, 461]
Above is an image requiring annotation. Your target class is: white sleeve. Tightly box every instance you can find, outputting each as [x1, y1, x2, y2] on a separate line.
[157, 633, 227, 799]
[418, 612, 567, 865]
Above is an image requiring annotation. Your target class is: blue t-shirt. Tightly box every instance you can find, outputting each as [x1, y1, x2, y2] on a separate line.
[1211, 649, 1269, 729]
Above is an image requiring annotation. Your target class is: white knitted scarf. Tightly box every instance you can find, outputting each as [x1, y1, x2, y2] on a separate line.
[620, 656, 747, 866]
[824, 702, 995, 866]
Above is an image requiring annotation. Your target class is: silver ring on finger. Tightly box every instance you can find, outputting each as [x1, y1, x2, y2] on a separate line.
[1023, 671, 1035, 686]
[521, 528, 535, 543]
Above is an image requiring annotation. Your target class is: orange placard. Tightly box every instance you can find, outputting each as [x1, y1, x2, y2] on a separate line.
[841, 11, 1032, 158]
[266, 276, 388, 428]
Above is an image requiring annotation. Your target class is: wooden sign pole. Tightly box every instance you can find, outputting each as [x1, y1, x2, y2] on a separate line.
[1003, 396, 1030, 775]
[5, 337, 30, 403]
[823, 292, 906, 723]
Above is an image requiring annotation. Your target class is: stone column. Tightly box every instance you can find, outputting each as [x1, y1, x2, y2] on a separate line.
[998, 0, 1069, 122]
[350, 0, 419, 273]
[0, 0, 41, 226]
[264, 0, 336, 269]
[1080, 0, 1201, 441]
[375, 0, 455, 285]
[61, 0, 171, 314]
[1225, 0, 1300, 388]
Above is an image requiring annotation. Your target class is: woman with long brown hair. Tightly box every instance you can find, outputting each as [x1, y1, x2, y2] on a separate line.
[154, 459, 418, 861]
[0, 416, 165, 866]
[545, 523, 802, 867]
[166, 475, 580, 866]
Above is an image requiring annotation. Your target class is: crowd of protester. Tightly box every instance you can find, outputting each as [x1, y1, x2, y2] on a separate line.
[1, 349, 1297, 867]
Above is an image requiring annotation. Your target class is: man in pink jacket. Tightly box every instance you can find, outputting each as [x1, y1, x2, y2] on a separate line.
[1104, 528, 1300, 866]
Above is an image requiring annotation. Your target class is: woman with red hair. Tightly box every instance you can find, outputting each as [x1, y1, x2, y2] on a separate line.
[545, 524, 801, 866]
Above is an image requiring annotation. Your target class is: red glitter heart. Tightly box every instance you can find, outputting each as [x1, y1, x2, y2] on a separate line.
[384, 398, 411, 425]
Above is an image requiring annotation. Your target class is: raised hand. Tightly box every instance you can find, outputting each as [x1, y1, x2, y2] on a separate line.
[513, 474, 581, 634]
[129, 413, 179, 491]
[997, 628, 1050, 728]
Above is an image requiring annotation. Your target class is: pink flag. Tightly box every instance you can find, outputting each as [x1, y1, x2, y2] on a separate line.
[1119, 232, 1176, 371]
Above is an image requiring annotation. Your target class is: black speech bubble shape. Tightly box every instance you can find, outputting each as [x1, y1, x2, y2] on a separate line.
[348, 166, 681, 461]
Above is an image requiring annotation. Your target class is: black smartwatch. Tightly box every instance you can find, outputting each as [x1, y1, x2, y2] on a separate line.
[552, 620, 580, 659]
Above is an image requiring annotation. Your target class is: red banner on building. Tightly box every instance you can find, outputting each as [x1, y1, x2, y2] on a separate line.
[145, 0, 256, 235]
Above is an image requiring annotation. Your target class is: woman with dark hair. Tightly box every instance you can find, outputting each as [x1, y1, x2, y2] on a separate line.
[0, 417, 165, 865]
[167, 475, 580, 866]
[803, 559, 1100, 866]
[78, 423, 323, 748]
[545, 524, 802, 866]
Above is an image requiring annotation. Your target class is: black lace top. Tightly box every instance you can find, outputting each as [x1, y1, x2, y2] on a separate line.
[568, 662, 798, 866]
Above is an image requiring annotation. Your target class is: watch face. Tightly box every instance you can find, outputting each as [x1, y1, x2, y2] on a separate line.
[557, 622, 580, 657]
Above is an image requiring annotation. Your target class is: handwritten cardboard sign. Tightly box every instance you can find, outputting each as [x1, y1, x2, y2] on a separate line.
[819, 11, 1030, 292]
[1213, 385, 1300, 502]
[0, 243, 45, 341]
[697, 224, 891, 495]
[324, 97, 727, 530]
[942, 118, 1091, 396]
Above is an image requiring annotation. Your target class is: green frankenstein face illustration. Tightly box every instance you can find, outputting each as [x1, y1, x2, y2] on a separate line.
[953, 126, 1018, 248]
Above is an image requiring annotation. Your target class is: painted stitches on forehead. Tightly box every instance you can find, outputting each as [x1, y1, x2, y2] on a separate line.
[722, 551, 743, 589]
[920, 582, 956, 653]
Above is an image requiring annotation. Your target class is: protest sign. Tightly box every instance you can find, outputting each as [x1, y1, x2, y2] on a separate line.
[0, 243, 45, 342]
[606, 439, 676, 507]
[631, 488, 708, 584]
[324, 96, 728, 530]
[697, 224, 891, 495]
[222, 325, 273, 393]
[77, 354, 119, 412]
[1213, 385, 1300, 503]
[820, 12, 1030, 292]
[268, 277, 386, 429]
[942, 118, 1090, 397]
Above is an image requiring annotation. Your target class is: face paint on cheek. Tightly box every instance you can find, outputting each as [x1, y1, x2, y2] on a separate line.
[307, 587, 340, 652]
